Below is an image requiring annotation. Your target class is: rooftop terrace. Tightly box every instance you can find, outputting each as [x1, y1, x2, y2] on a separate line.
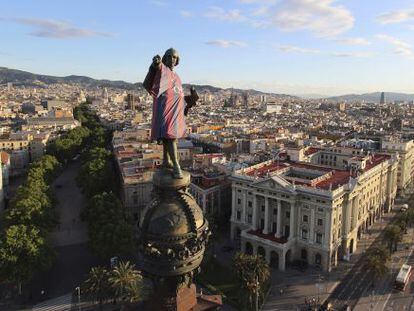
[240, 153, 391, 191]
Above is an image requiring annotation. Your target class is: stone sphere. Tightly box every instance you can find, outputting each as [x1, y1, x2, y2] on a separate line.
[138, 170, 209, 277]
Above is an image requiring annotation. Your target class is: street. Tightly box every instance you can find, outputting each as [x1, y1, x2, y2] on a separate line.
[27, 161, 105, 305]
[260, 208, 400, 310]
[354, 228, 414, 311]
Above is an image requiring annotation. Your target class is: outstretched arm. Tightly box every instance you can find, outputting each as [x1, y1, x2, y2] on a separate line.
[143, 55, 161, 94]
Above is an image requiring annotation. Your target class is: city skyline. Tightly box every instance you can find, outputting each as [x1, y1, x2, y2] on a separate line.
[1, 0, 414, 96]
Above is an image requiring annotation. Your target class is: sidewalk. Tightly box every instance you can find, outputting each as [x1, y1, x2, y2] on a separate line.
[261, 209, 398, 311]
[354, 227, 414, 311]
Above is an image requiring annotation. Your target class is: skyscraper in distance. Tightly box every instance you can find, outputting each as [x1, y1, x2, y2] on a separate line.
[380, 92, 385, 104]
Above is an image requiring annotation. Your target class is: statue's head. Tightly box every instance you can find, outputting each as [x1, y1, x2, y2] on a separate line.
[162, 48, 180, 70]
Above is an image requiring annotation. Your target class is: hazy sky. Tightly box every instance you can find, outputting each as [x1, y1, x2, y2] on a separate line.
[1, 0, 414, 96]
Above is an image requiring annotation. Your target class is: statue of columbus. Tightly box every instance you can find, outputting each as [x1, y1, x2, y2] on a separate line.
[143, 48, 198, 179]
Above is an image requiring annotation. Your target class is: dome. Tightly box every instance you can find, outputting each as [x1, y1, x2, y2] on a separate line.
[145, 193, 204, 236]
[138, 170, 210, 277]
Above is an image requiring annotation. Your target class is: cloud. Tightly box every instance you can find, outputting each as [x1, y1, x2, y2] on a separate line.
[203, 1, 354, 37]
[331, 52, 373, 58]
[335, 37, 371, 45]
[275, 43, 372, 58]
[239, 0, 278, 4]
[278, 44, 320, 54]
[376, 34, 411, 48]
[150, 0, 168, 7]
[205, 40, 247, 48]
[204, 6, 248, 22]
[180, 10, 193, 18]
[270, 0, 354, 37]
[251, 6, 271, 17]
[14, 18, 113, 39]
[376, 34, 414, 59]
[377, 9, 414, 24]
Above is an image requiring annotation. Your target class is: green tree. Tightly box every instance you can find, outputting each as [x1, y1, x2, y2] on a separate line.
[4, 196, 57, 232]
[77, 158, 114, 197]
[365, 245, 390, 280]
[108, 261, 146, 303]
[83, 266, 111, 310]
[233, 252, 270, 310]
[0, 225, 54, 295]
[29, 155, 61, 183]
[384, 225, 403, 253]
[82, 147, 111, 164]
[82, 192, 134, 259]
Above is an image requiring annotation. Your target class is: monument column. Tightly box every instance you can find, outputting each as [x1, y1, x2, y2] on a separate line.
[140, 169, 222, 310]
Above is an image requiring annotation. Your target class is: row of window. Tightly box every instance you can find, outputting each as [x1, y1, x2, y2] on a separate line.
[302, 215, 323, 226]
[301, 229, 323, 244]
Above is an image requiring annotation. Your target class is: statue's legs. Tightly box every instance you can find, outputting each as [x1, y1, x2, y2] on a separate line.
[165, 139, 183, 179]
[162, 139, 173, 168]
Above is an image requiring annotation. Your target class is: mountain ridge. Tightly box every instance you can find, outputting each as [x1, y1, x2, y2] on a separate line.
[1, 67, 413, 102]
[0, 66, 295, 98]
[324, 92, 414, 103]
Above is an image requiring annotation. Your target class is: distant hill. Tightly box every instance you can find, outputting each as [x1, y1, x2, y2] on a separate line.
[326, 92, 414, 103]
[0, 67, 137, 90]
[0, 67, 298, 99]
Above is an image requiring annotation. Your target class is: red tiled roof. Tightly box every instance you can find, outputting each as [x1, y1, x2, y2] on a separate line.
[304, 147, 321, 156]
[243, 154, 391, 191]
[364, 154, 391, 171]
[246, 162, 289, 177]
[315, 170, 351, 190]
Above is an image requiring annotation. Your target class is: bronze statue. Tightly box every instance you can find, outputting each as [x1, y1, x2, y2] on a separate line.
[143, 48, 198, 179]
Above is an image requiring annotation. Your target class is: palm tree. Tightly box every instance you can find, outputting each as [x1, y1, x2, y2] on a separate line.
[83, 266, 110, 310]
[108, 261, 146, 303]
[406, 209, 414, 227]
[366, 245, 390, 262]
[396, 213, 409, 233]
[384, 225, 403, 253]
[365, 253, 388, 280]
[233, 252, 270, 310]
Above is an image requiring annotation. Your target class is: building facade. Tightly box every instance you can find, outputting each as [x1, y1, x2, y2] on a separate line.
[230, 154, 398, 272]
[381, 139, 414, 193]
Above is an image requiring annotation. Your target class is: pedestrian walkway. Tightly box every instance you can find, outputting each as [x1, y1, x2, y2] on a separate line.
[354, 227, 414, 311]
[32, 293, 72, 311]
[262, 209, 398, 310]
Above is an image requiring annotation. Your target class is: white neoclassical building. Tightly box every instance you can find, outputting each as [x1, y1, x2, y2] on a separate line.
[230, 152, 398, 272]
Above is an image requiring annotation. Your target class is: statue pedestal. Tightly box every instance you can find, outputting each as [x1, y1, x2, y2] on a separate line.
[139, 169, 222, 311]
[153, 169, 191, 189]
[146, 283, 197, 311]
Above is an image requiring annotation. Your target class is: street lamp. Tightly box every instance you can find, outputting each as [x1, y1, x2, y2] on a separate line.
[75, 286, 81, 311]
[255, 275, 259, 311]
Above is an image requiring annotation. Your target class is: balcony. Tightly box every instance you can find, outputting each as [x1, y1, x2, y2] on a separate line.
[245, 229, 288, 244]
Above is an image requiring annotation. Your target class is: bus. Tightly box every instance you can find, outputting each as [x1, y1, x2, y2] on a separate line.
[395, 264, 412, 291]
